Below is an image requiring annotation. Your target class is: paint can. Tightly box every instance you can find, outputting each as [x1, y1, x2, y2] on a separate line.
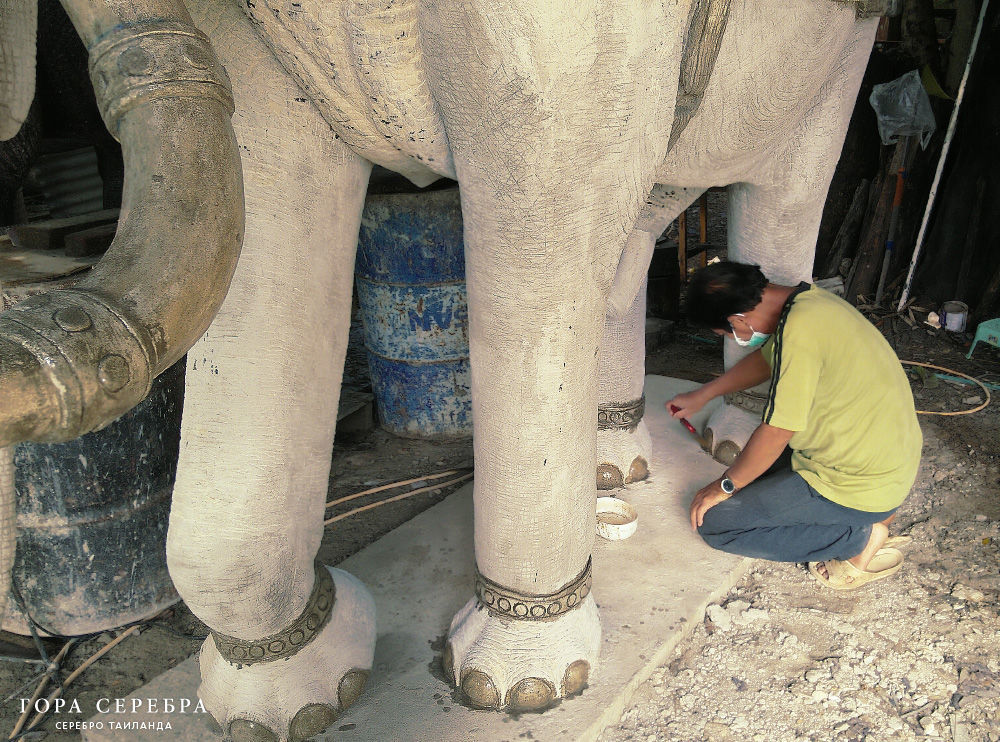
[940, 301, 968, 332]
[355, 184, 472, 439]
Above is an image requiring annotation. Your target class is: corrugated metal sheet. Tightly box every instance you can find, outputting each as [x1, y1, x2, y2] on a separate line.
[24, 146, 104, 218]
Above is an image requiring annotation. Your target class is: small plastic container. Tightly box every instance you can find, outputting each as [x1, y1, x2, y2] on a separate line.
[596, 497, 638, 540]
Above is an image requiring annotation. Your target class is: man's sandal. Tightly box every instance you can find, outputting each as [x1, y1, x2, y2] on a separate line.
[808, 547, 904, 591]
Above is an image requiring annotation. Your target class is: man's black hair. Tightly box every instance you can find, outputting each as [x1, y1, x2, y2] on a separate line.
[684, 261, 769, 331]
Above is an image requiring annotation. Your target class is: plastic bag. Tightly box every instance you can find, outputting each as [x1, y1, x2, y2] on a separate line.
[869, 69, 936, 149]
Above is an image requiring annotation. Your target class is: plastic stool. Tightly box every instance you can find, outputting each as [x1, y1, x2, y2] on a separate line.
[967, 318, 1000, 359]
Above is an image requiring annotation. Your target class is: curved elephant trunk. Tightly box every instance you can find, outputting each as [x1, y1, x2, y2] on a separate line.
[0, 1, 244, 447]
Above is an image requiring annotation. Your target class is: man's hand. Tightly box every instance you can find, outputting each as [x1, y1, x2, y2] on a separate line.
[666, 350, 771, 421]
[689, 476, 733, 530]
[666, 389, 709, 420]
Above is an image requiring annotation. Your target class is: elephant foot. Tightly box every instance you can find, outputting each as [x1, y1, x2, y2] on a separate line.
[596, 399, 651, 490]
[198, 566, 376, 742]
[444, 561, 601, 712]
[704, 394, 764, 465]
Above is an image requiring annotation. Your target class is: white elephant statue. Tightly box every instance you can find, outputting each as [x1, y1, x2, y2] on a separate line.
[0, 0, 889, 738]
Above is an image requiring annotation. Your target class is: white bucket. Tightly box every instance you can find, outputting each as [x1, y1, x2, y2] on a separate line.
[941, 301, 968, 332]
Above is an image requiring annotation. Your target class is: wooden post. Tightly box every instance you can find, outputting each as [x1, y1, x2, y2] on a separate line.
[677, 209, 688, 281]
[820, 179, 870, 279]
[846, 139, 916, 304]
[697, 192, 708, 268]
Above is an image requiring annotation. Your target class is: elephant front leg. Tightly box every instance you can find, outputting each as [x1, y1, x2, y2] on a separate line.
[167, 3, 376, 739]
[446, 563, 600, 711]
[197, 566, 376, 741]
[443, 207, 608, 712]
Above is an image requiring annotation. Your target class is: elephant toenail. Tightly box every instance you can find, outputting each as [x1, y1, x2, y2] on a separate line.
[204, 715, 223, 736]
[562, 660, 590, 697]
[461, 669, 499, 709]
[506, 677, 557, 711]
[228, 718, 277, 742]
[338, 669, 370, 710]
[597, 463, 624, 490]
[442, 642, 455, 681]
[289, 703, 339, 741]
[701, 429, 714, 454]
[625, 456, 648, 483]
[712, 438, 741, 466]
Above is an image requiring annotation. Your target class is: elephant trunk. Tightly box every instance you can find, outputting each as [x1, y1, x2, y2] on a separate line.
[0, 0, 244, 447]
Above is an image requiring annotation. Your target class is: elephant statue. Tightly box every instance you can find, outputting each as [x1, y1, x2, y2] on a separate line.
[0, 0, 889, 738]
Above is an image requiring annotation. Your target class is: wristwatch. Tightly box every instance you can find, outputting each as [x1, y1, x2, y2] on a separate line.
[720, 476, 737, 495]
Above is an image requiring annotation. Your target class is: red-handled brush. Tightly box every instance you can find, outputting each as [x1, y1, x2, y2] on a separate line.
[669, 405, 710, 450]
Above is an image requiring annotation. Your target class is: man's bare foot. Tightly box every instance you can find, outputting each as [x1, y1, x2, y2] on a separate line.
[813, 522, 890, 581]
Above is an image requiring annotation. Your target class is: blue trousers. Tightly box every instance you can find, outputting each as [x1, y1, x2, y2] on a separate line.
[697, 467, 897, 563]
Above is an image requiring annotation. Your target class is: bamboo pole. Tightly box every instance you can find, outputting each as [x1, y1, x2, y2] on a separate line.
[897, 0, 991, 311]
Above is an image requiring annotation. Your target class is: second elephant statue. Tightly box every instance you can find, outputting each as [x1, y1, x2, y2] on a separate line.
[0, 0, 888, 739]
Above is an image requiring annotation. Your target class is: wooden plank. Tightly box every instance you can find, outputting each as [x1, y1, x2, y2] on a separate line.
[5, 208, 119, 250]
[819, 178, 869, 279]
[63, 221, 117, 257]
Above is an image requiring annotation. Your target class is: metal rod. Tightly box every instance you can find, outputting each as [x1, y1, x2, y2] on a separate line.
[897, 0, 991, 311]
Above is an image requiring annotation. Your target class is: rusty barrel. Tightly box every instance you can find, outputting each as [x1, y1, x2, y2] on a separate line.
[355, 185, 472, 439]
[5, 361, 183, 636]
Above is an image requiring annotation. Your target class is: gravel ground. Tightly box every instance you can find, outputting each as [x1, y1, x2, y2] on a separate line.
[601, 324, 1000, 742]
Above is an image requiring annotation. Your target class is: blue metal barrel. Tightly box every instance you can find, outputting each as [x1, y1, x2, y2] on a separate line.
[355, 185, 472, 439]
[5, 360, 183, 635]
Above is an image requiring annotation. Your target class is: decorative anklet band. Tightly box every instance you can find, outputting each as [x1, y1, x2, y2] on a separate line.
[475, 558, 592, 621]
[724, 390, 767, 417]
[89, 19, 234, 136]
[598, 397, 645, 431]
[211, 564, 334, 666]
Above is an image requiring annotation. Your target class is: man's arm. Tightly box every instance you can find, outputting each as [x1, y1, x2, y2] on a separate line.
[668, 350, 771, 419]
[689, 422, 794, 529]
[725, 422, 794, 489]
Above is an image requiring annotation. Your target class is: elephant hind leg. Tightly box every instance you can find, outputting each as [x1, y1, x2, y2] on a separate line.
[596, 186, 705, 488]
[705, 23, 874, 461]
[597, 268, 652, 490]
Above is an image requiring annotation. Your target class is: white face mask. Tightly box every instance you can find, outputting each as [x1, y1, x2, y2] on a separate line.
[731, 314, 770, 349]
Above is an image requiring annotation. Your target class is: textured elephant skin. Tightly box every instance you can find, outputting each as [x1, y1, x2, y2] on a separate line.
[0, 0, 880, 737]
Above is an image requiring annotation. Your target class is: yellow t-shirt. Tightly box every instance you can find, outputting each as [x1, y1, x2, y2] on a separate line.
[760, 284, 922, 512]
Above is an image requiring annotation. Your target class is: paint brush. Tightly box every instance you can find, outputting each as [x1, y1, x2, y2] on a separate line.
[669, 405, 710, 450]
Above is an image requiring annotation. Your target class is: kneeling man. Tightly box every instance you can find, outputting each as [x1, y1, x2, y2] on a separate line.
[667, 262, 922, 589]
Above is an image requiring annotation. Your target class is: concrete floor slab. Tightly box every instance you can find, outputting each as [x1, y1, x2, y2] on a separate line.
[86, 376, 750, 742]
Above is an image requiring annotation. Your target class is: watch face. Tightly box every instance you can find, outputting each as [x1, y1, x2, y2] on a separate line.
[721, 478, 736, 494]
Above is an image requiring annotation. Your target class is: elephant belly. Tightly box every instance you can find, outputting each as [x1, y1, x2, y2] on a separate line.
[188, 0, 453, 185]
[654, 0, 875, 188]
